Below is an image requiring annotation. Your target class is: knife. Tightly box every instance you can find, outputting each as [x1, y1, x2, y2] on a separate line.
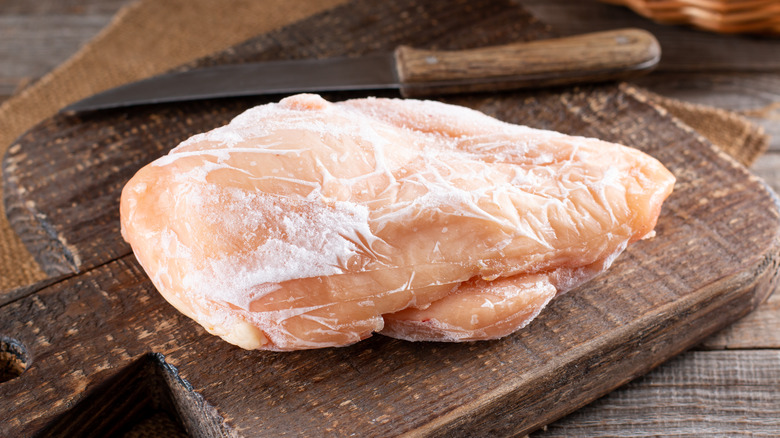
[62, 28, 660, 113]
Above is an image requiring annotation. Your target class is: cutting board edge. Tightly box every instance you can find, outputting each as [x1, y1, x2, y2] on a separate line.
[1, 236, 777, 438]
[2, 0, 779, 433]
[3, 138, 81, 279]
[397, 237, 780, 437]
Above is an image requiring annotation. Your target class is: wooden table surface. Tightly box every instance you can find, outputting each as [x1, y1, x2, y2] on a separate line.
[1, 0, 778, 436]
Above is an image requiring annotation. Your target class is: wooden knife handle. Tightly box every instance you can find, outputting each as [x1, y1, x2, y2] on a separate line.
[394, 28, 660, 97]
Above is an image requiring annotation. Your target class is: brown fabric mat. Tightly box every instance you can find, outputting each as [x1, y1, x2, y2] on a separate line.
[121, 411, 188, 438]
[640, 89, 769, 167]
[0, 0, 768, 293]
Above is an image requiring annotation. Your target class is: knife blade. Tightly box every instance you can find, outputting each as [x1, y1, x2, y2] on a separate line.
[62, 28, 660, 113]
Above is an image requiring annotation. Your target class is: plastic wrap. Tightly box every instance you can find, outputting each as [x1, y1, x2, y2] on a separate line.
[120, 94, 675, 351]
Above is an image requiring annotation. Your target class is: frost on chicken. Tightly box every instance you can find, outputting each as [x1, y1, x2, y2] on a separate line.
[120, 93, 675, 351]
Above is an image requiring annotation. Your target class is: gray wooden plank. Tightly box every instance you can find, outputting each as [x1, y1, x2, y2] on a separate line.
[0, 0, 130, 15]
[752, 152, 780, 194]
[0, 2, 777, 437]
[704, 154, 780, 351]
[531, 350, 780, 437]
[0, 15, 114, 96]
[523, 0, 780, 72]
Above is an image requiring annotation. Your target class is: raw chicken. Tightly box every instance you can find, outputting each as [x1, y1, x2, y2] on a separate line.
[120, 93, 675, 351]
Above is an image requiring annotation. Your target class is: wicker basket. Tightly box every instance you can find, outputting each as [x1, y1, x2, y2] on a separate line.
[601, 0, 780, 34]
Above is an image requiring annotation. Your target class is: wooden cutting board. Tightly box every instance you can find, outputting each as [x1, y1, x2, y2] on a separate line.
[2, 0, 779, 436]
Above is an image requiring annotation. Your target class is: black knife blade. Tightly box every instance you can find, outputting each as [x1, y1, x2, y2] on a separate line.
[63, 29, 660, 113]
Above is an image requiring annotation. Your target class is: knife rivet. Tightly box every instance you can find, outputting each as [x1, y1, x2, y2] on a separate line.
[425, 56, 439, 64]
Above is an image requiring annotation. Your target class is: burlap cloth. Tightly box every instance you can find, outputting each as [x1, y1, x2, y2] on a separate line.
[0, 1, 768, 297]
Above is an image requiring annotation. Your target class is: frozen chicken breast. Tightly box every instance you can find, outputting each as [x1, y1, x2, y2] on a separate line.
[120, 94, 675, 351]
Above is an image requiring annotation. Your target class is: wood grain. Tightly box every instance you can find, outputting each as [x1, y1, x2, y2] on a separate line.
[702, 291, 780, 349]
[0, 256, 226, 436]
[1, 235, 777, 436]
[752, 153, 780, 193]
[394, 29, 660, 97]
[0, 1, 778, 436]
[0, 15, 114, 98]
[532, 350, 780, 437]
[1, 0, 551, 279]
[0, 0, 130, 15]
[524, 0, 780, 365]
[523, 0, 780, 72]
[634, 72, 780, 152]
